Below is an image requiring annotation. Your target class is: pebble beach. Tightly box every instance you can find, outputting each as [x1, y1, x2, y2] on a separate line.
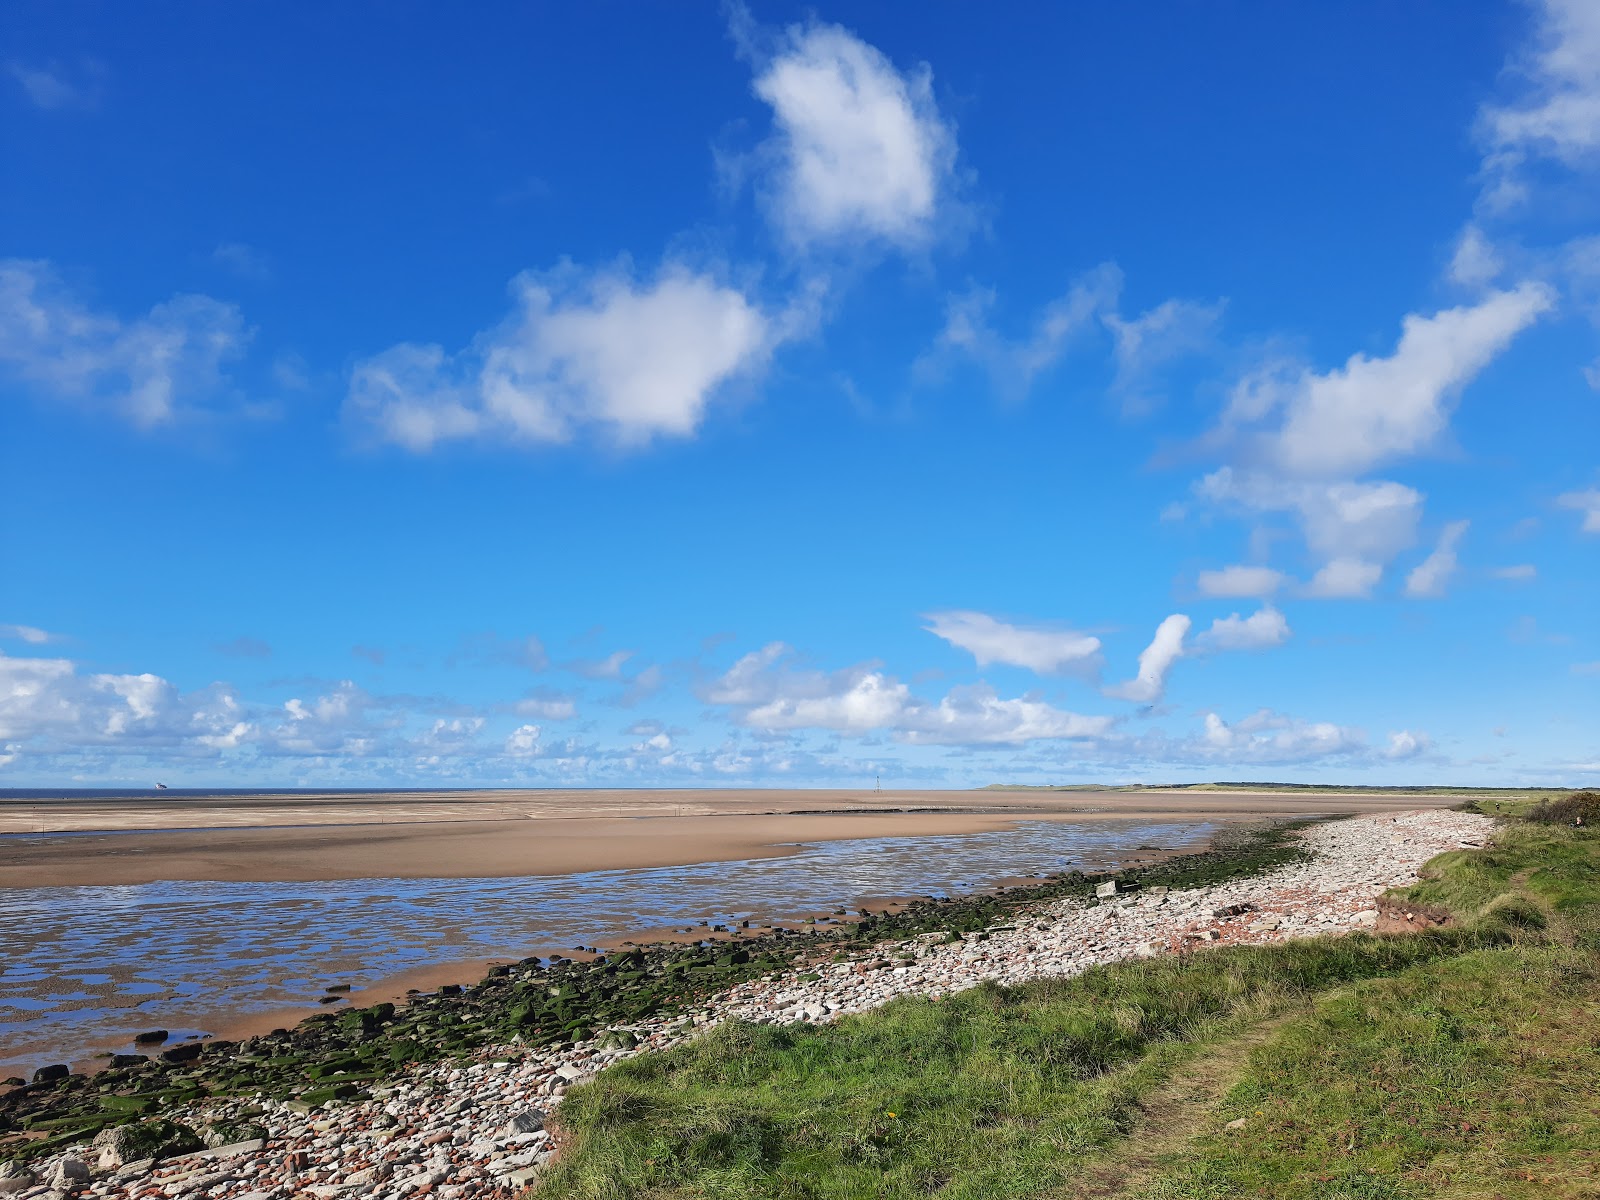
[2, 807, 1494, 1200]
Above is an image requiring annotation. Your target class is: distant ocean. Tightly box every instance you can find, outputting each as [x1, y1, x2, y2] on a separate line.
[1, 788, 462, 800]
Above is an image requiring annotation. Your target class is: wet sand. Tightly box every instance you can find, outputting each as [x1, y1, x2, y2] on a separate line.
[2, 814, 1220, 1075]
[0, 787, 1457, 888]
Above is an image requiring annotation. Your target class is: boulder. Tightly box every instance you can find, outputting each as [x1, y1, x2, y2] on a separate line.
[1095, 881, 1120, 899]
[0, 1162, 34, 1195]
[94, 1119, 205, 1168]
[49, 1158, 91, 1188]
[31, 1063, 70, 1085]
[133, 1030, 169, 1045]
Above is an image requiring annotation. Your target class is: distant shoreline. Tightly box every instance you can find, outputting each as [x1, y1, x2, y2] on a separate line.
[0, 787, 1464, 887]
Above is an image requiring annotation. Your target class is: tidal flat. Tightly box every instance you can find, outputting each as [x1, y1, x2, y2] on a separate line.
[2, 817, 1217, 1076]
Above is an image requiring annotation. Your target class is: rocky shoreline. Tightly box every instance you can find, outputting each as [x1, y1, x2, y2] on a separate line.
[0, 809, 1491, 1199]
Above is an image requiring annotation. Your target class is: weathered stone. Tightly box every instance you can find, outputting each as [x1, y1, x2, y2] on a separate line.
[1095, 881, 1120, 899]
[95, 1118, 206, 1167]
[0, 1161, 34, 1195]
[503, 1110, 544, 1135]
[30, 1063, 70, 1084]
[48, 1157, 91, 1188]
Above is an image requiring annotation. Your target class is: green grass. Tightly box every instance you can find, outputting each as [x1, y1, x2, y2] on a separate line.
[532, 812, 1600, 1200]
[1133, 948, 1600, 1199]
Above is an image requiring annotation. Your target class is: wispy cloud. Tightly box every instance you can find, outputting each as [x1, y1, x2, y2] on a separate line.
[7, 60, 101, 110]
[0, 623, 60, 645]
[923, 265, 1220, 408]
[922, 266, 1118, 400]
[1404, 520, 1470, 598]
[1490, 563, 1538, 582]
[1195, 565, 1286, 599]
[213, 636, 273, 659]
[923, 611, 1101, 676]
[0, 259, 250, 427]
[1476, 0, 1600, 210]
[1557, 486, 1600, 532]
[212, 242, 272, 282]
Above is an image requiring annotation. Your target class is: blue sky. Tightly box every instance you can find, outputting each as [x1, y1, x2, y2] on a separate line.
[2, 1, 1597, 788]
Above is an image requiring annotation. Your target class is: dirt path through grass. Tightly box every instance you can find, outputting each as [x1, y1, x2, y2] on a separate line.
[1065, 1013, 1301, 1199]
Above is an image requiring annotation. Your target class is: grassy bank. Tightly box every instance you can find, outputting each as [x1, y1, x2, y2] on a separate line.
[0, 819, 1313, 1163]
[534, 805, 1600, 1199]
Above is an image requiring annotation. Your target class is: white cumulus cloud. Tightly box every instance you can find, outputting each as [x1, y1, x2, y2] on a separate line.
[1384, 729, 1433, 760]
[748, 19, 957, 249]
[0, 652, 251, 754]
[347, 261, 775, 452]
[1105, 614, 1190, 704]
[923, 611, 1101, 675]
[1224, 285, 1553, 479]
[1199, 709, 1367, 763]
[897, 685, 1113, 746]
[706, 643, 1112, 746]
[746, 670, 912, 733]
[1199, 470, 1424, 597]
[1196, 606, 1290, 652]
[504, 723, 543, 756]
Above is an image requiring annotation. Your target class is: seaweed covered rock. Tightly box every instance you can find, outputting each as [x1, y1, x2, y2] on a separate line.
[93, 1118, 204, 1168]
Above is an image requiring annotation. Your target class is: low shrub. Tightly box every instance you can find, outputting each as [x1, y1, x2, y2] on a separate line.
[1523, 790, 1600, 826]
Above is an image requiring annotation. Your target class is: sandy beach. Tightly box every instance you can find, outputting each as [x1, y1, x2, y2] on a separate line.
[0, 787, 1459, 888]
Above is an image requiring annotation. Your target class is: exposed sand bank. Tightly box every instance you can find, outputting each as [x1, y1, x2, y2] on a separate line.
[0, 788, 1457, 888]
